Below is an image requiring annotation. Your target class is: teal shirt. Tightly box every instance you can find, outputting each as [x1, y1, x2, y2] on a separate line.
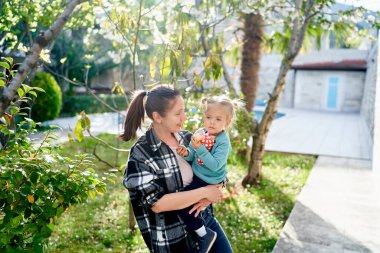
[184, 129, 231, 184]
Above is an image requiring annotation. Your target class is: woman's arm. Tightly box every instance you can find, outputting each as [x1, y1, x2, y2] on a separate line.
[151, 184, 222, 213]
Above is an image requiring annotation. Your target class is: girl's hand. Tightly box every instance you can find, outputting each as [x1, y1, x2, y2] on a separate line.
[203, 184, 223, 203]
[191, 135, 203, 149]
[189, 198, 211, 217]
[176, 145, 189, 157]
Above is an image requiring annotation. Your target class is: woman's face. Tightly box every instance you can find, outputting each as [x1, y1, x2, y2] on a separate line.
[160, 96, 187, 133]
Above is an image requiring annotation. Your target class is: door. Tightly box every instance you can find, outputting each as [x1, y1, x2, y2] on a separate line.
[326, 76, 339, 110]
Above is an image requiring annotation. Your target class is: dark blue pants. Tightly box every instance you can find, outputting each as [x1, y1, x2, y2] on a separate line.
[178, 175, 208, 231]
[201, 206, 234, 253]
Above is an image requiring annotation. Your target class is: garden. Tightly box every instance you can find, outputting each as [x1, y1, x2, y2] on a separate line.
[0, 0, 377, 252]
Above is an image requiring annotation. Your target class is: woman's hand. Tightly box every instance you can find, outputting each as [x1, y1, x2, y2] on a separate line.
[176, 145, 189, 157]
[189, 198, 211, 217]
[203, 184, 223, 203]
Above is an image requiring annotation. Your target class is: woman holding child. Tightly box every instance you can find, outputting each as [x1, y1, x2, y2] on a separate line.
[122, 85, 235, 253]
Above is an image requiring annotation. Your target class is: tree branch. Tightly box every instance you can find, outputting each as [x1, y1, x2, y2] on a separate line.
[0, 0, 89, 117]
[92, 143, 115, 168]
[44, 64, 121, 113]
[87, 130, 130, 152]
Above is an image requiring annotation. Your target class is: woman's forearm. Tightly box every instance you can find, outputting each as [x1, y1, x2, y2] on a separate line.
[151, 187, 207, 213]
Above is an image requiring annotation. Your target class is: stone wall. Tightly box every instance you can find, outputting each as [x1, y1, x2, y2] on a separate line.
[361, 42, 378, 140]
[255, 54, 294, 108]
[368, 35, 380, 171]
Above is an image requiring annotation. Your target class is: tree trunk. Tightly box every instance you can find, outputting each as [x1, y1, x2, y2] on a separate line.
[243, 65, 289, 187]
[240, 13, 263, 112]
[0, 0, 88, 117]
[243, 0, 314, 187]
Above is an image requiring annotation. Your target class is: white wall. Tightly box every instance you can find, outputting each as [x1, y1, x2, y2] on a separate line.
[372, 34, 380, 173]
[294, 70, 366, 112]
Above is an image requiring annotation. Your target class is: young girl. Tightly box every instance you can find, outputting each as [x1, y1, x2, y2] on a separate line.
[176, 96, 236, 253]
[122, 86, 233, 253]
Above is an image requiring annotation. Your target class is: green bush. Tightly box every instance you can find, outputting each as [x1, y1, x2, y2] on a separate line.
[0, 62, 106, 252]
[60, 94, 129, 117]
[0, 118, 106, 252]
[31, 72, 62, 122]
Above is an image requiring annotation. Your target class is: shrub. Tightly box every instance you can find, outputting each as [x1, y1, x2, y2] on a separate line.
[31, 72, 62, 122]
[60, 94, 129, 117]
[0, 60, 106, 252]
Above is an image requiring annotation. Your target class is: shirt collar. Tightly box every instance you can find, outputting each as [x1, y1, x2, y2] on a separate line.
[146, 127, 185, 152]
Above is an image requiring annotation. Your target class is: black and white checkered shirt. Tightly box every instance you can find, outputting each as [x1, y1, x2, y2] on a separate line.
[123, 128, 197, 253]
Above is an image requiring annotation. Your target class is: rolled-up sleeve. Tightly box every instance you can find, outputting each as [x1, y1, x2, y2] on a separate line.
[123, 158, 165, 209]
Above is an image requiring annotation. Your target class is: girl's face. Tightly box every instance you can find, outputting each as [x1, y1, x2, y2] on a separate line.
[160, 96, 187, 133]
[204, 104, 230, 136]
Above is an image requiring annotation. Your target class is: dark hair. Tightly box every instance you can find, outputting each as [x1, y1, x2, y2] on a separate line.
[120, 85, 181, 141]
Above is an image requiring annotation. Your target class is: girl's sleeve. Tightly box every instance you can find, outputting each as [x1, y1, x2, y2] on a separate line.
[123, 153, 165, 209]
[194, 140, 229, 171]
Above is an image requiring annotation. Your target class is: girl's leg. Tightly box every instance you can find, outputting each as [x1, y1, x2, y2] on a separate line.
[178, 176, 209, 231]
[202, 207, 234, 253]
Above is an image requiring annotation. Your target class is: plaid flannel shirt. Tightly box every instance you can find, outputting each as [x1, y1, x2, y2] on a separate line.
[123, 128, 198, 253]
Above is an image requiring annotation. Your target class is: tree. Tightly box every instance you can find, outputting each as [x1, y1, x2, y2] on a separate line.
[241, 0, 373, 186]
[240, 13, 264, 112]
[0, 0, 90, 117]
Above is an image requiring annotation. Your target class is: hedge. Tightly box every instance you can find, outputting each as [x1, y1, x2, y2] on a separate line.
[60, 94, 129, 117]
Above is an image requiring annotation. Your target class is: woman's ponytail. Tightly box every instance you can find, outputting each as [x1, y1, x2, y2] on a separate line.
[120, 90, 147, 141]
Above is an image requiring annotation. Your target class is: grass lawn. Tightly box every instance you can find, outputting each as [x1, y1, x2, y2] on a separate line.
[47, 134, 315, 253]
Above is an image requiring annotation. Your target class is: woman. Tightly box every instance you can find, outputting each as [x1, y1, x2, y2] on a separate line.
[122, 86, 233, 253]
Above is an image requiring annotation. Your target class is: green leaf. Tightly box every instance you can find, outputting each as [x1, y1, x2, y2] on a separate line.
[0, 61, 10, 70]
[17, 88, 25, 98]
[185, 54, 192, 70]
[29, 91, 37, 97]
[74, 120, 84, 142]
[32, 87, 45, 93]
[21, 84, 31, 93]
[0, 79, 5, 87]
[89, 189, 96, 199]
[80, 118, 86, 128]
[160, 56, 171, 79]
[60, 57, 67, 64]
[2, 57, 13, 65]
[30, 172, 39, 184]
[95, 185, 106, 194]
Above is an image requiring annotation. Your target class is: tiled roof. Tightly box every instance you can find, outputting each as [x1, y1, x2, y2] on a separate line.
[291, 49, 368, 70]
[292, 59, 367, 70]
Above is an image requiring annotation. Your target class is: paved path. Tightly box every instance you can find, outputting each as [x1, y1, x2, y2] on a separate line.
[263, 108, 373, 160]
[33, 112, 124, 143]
[272, 156, 380, 253]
